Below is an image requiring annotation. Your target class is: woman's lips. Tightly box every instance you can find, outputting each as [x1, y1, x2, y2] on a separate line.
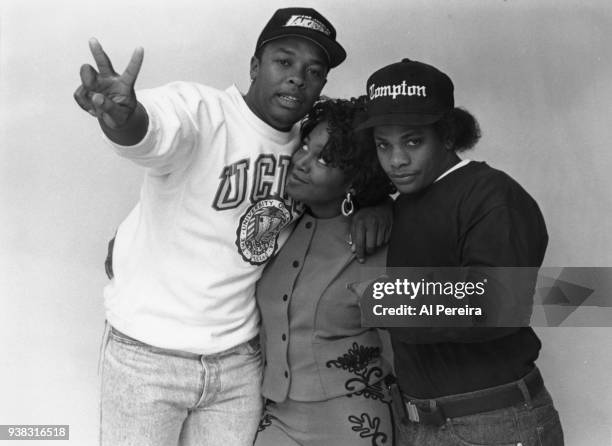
[287, 171, 308, 184]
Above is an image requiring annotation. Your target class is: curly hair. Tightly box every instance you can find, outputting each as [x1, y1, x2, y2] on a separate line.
[299, 97, 394, 209]
[433, 107, 482, 152]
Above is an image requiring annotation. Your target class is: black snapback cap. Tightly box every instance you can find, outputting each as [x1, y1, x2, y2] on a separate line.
[256, 7, 346, 69]
[357, 59, 455, 130]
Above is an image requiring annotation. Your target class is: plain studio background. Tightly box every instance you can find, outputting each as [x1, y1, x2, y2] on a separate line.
[1, 0, 611, 444]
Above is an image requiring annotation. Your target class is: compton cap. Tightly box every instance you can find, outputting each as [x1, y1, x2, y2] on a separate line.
[357, 58, 454, 130]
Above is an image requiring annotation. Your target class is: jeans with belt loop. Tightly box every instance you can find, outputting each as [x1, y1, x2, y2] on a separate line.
[99, 325, 263, 446]
[394, 368, 564, 446]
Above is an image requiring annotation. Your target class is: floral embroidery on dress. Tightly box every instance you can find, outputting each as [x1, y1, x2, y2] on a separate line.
[327, 343, 394, 445]
[326, 342, 384, 393]
[349, 412, 389, 445]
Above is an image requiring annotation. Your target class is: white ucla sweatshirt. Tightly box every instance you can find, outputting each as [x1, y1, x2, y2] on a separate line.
[104, 82, 302, 354]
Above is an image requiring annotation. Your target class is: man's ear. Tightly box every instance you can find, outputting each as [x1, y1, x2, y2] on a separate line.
[249, 56, 260, 82]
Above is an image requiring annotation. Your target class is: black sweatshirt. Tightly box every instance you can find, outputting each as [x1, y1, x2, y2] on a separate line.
[387, 161, 548, 398]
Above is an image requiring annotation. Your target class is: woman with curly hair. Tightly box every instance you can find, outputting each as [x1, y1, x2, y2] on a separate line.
[253, 97, 395, 446]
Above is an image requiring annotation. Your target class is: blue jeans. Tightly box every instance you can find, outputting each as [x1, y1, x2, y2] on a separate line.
[100, 325, 263, 446]
[395, 373, 564, 445]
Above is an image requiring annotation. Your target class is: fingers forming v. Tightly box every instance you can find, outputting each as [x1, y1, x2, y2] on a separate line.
[121, 47, 144, 87]
[88, 38, 116, 76]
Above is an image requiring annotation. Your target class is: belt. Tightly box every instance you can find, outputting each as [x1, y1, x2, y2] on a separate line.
[392, 368, 544, 426]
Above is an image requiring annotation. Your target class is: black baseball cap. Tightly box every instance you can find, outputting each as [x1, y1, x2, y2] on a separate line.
[357, 59, 455, 130]
[256, 7, 346, 69]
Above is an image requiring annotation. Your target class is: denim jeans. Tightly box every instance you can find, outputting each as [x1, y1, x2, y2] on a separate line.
[395, 372, 564, 446]
[100, 325, 263, 446]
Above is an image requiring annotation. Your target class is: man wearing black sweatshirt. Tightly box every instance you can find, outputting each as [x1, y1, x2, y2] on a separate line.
[358, 59, 564, 446]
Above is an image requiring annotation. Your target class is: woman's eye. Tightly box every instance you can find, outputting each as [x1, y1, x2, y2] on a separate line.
[300, 143, 309, 152]
[376, 142, 388, 151]
[316, 157, 328, 166]
[406, 138, 422, 147]
[277, 59, 290, 67]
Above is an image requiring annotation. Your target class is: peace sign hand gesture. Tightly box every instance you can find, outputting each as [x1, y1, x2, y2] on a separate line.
[74, 38, 144, 129]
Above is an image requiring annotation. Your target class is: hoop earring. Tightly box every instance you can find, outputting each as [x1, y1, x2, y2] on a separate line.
[341, 191, 354, 217]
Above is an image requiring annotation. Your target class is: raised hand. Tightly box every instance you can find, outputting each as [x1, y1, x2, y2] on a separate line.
[74, 38, 144, 129]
